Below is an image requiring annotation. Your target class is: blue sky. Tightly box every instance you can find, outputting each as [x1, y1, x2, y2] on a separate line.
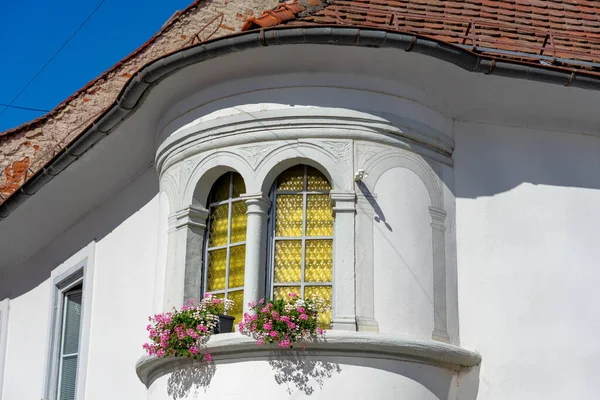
[0, 0, 191, 131]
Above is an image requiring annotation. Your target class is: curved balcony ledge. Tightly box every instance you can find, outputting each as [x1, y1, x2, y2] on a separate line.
[135, 331, 481, 387]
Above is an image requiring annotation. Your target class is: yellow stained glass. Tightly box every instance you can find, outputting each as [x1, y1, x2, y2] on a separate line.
[306, 195, 334, 236]
[228, 290, 244, 326]
[273, 286, 301, 301]
[305, 286, 332, 329]
[232, 173, 246, 198]
[230, 201, 247, 243]
[208, 204, 229, 247]
[228, 245, 245, 288]
[207, 249, 227, 291]
[307, 167, 331, 191]
[305, 240, 333, 282]
[211, 174, 231, 203]
[275, 195, 303, 237]
[277, 165, 305, 191]
[274, 241, 302, 283]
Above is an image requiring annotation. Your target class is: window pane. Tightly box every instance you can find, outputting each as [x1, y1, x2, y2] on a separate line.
[59, 355, 78, 400]
[211, 174, 231, 203]
[306, 167, 331, 191]
[305, 240, 333, 282]
[273, 286, 301, 301]
[228, 290, 244, 325]
[274, 241, 302, 283]
[306, 194, 334, 236]
[232, 173, 246, 198]
[305, 286, 332, 329]
[63, 292, 82, 355]
[228, 245, 245, 288]
[230, 201, 247, 243]
[208, 204, 229, 247]
[275, 195, 303, 237]
[277, 165, 305, 191]
[207, 249, 227, 291]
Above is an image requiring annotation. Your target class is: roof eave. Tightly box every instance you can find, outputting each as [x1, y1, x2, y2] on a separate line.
[2, 25, 600, 221]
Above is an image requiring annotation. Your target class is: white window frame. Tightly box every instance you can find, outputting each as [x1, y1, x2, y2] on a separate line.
[0, 298, 9, 400]
[44, 244, 95, 400]
[266, 165, 334, 298]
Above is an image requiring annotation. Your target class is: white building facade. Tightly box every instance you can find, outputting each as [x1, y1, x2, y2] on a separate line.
[1, 26, 600, 400]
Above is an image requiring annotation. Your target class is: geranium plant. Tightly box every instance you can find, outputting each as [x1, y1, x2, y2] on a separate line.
[143, 294, 232, 360]
[238, 292, 329, 348]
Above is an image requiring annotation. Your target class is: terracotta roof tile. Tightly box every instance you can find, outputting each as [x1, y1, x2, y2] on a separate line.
[242, 0, 600, 69]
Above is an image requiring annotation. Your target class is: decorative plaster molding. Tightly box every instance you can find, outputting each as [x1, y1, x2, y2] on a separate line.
[330, 190, 356, 213]
[318, 140, 352, 169]
[356, 142, 390, 171]
[237, 144, 279, 171]
[135, 332, 481, 387]
[156, 109, 453, 175]
[429, 207, 448, 231]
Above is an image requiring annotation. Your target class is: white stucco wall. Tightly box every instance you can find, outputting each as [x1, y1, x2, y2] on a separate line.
[454, 121, 600, 399]
[374, 167, 434, 337]
[0, 168, 162, 400]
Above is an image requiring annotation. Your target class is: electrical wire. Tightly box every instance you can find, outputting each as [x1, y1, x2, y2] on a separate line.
[0, 0, 107, 119]
[0, 103, 50, 113]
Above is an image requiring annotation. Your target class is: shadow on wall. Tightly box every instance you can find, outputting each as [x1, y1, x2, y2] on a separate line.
[167, 360, 217, 400]
[453, 122, 600, 199]
[268, 352, 342, 395]
[0, 167, 159, 300]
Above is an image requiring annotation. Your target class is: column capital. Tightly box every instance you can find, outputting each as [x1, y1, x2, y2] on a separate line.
[241, 192, 271, 216]
[330, 190, 356, 213]
[170, 205, 209, 231]
[429, 206, 447, 231]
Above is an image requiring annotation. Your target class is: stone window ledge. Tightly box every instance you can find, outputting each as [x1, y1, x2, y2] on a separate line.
[136, 331, 481, 387]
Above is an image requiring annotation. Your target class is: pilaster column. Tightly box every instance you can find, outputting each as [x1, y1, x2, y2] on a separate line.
[355, 192, 379, 332]
[164, 205, 209, 310]
[241, 193, 271, 314]
[330, 190, 357, 331]
[429, 206, 450, 343]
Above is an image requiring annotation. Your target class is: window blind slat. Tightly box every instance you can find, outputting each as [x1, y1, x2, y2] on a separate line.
[59, 355, 78, 400]
[63, 292, 82, 355]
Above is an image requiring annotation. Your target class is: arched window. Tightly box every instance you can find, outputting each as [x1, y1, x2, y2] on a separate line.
[203, 172, 246, 323]
[268, 165, 333, 327]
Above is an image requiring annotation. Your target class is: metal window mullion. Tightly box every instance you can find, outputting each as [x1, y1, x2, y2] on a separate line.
[207, 241, 246, 252]
[224, 174, 234, 306]
[300, 166, 308, 298]
[275, 236, 333, 241]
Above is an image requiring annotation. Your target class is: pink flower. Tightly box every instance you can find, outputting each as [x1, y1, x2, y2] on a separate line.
[238, 322, 245, 331]
[270, 331, 279, 338]
[279, 340, 291, 348]
[297, 307, 305, 313]
[261, 307, 269, 313]
[197, 325, 208, 333]
[149, 329, 157, 337]
[186, 329, 195, 336]
[251, 314, 258, 321]
[249, 301, 256, 308]
[288, 292, 298, 298]
[317, 327, 324, 334]
[299, 314, 308, 321]
[212, 298, 222, 304]
[259, 298, 265, 304]
[288, 322, 296, 329]
[205, 354, 212, 361]
[178, 332, 185, 339]
[263, 323, 273, 331]
[189, 346, 199, 355]
[280, 316, 290, 323]
[156, 349, 166, 357]
[271, 312, 279, 321]
[146, 324, 152, 331]
[256, 339, 264, 346]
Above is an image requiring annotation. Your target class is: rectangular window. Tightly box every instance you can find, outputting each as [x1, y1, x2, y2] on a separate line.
[45, 262, 90, 400]
[56, 284, 83, 400]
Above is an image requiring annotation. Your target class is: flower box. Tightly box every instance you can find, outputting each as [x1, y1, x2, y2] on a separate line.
[215, 314, 235, 334]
